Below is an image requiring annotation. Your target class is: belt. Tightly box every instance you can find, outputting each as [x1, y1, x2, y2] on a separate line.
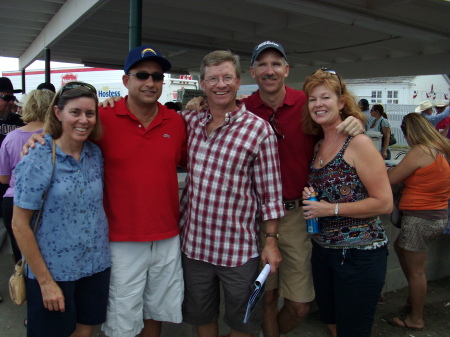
[283, 199, 301, 211]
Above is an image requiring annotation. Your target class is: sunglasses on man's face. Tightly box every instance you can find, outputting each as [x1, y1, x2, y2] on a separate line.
[0, 94, 16, 102]
[127, 72, 165, 81]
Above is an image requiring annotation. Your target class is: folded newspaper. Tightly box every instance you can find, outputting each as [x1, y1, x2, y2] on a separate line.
[243, 264, 271, 323]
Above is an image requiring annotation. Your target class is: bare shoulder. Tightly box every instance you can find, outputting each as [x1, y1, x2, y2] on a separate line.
[345, 134, 380, 167]
[406, 144, 436, 164]
[348, 133, 376, 150]
[410, 144, 428, 155]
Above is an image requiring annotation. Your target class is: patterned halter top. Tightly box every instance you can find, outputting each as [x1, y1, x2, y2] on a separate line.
[308, 136, 388, 249]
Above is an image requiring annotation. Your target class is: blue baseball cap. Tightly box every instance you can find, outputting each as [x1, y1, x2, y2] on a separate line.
[124, 45, 171, 74]
[251, 41, 287, 65]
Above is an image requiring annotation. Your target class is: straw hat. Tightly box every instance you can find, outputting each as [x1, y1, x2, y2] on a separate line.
[435, 99, 447, 107]
[415, 100, 433, 112]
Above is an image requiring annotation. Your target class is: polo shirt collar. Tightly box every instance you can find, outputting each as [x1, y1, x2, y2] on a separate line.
[253, 86, 296, 110]
[118, 96, 171, 122]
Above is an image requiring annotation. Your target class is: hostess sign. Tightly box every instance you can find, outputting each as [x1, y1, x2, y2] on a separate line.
[97, 85, 123, 98]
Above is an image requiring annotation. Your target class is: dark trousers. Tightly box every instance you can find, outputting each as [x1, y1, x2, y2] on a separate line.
[311, 241, 387, 337]
[0, 183, 8, 217]
[2, 197, 21, 262]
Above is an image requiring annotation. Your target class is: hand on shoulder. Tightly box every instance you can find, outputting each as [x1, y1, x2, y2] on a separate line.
[99, 96, 123, 108]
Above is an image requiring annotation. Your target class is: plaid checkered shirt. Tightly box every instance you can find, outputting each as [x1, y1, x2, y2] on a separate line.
[179, 103, 285, 267]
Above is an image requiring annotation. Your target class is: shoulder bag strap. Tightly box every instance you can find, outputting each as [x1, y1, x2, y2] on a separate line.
[31, 139, 57, 234]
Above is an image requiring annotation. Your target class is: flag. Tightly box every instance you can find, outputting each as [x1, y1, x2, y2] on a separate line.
[413, 90, 417, 99]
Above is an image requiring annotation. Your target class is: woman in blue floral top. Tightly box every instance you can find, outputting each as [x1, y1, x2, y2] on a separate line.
[12, 82, 111, 337]
[300, 69, 393, 337]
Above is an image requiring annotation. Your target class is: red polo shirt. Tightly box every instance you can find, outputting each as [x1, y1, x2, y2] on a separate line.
[97, 98, 187, 241]
[244, 86, 315, 200]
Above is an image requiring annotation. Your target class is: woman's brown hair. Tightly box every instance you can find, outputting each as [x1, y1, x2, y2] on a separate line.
[401, 113, 450, 162]
[302, 69, 364, 135]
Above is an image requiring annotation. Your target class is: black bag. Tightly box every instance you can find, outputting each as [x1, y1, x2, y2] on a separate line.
[391, 184, 404, 228]
[379, 118, 396, 146]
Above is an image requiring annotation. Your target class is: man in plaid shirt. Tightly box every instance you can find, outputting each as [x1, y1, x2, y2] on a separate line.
[179, 50, 285, 337]
[186, 42, 364, 337]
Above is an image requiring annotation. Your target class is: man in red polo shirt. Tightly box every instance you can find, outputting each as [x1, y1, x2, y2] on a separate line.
[99, 45, 186, 337]
[24, 46, 187, 337]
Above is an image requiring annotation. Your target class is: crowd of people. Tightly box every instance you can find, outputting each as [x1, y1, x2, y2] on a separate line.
[0, 40, 448, 337]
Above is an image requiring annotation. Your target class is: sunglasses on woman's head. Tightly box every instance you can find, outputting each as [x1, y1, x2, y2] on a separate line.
[61, 82, 97, 94]
[313, 68, 344, 95]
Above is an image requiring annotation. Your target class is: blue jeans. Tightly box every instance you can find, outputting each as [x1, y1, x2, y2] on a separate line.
[311, 241, 387, 337]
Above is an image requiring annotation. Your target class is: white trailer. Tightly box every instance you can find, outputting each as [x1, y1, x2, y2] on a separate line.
[3, 68, 198, 103]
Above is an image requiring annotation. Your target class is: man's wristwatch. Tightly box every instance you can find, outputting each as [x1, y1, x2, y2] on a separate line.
[265, 233, 279, 240]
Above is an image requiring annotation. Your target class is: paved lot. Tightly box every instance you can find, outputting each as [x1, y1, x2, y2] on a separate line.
[1, 247, 449, 337]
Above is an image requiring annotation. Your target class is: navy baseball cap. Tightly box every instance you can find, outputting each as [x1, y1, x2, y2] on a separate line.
[124, 45, 172, 74]
[251, 41, 287, 65]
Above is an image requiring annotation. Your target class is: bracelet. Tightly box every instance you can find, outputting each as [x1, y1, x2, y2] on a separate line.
[334, 203, 339, 216]
[265, 233, 279, 240]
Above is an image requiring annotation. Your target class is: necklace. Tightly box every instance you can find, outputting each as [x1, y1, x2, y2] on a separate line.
[138, 107, 159, 123]
[140, 114, 156, 123]
[318, 133, 340, 167]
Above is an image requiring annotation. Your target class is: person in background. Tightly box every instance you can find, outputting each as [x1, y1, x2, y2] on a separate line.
[164, 101, 181, 111]
[186, 41, 365, 337]
[302, 68, 392, 337]
[13, 82, 111, 337]
[37, 82, 56, 93]
[0, 89, 55, 263]
[387, 113, 450, 332]
[180, 50, 284, 337]
[15, 94, 28, 116]
[358, 98, 373, 130]
[416, 99, 450, 127]
[367, 103, 392, 159]
[435, 100, 450, 138]
[0, 77, 24, 274]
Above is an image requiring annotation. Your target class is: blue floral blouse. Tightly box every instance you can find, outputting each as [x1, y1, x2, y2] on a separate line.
[14, 134, 110, 281]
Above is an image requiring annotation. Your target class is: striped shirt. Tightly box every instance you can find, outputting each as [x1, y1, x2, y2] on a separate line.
[179, 103, 284, 267]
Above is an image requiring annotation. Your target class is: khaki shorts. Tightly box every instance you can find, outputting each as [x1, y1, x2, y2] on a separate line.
[260, 205, 315, 303]
[398, 215, 447, 252]
[102, 237, 184, 337]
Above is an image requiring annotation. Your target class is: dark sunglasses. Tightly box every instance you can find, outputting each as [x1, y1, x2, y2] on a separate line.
[61, 82, 97, 94]
[314, 67, 344, 95]
[401, 121, 407, 136]
[127, 72, 165, 81]
[269, 112, 285, 139]
[0, 94, 16, 102]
